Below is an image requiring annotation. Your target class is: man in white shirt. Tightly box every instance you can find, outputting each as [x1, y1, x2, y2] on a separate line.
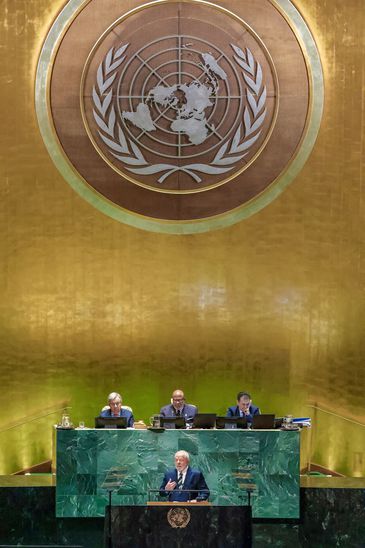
[159, 450, 210, 502]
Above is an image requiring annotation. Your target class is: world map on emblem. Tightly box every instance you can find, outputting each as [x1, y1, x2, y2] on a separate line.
[39, 0, 322, 230]
[85, 27, 278, 191]
[123, 50, 227, 146]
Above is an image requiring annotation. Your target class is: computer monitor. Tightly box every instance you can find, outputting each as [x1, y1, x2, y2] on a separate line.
[160, 416, 186, 429]
[251, 414, 275, 429]
[192, 413, 217, 429]
[215, 416, 247, 429]
[95, 416, 127, 429]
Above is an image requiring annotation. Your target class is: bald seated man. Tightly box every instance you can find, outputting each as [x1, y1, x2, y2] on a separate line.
[160, 389, 198, 423]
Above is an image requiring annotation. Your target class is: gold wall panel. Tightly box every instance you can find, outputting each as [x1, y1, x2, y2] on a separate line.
[0, 0, 364, 475]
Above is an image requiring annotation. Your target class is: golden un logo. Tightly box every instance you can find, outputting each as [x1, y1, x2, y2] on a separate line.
[36, 0, 323, 233]
[167, 507, 191, 528]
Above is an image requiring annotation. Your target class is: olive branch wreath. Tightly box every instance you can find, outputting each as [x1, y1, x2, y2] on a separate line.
[92, 43, 266, 184]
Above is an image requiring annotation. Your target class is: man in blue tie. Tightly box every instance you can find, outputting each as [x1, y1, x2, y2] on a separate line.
[159, 450, 210, 502]
[226, 391, 260, 424]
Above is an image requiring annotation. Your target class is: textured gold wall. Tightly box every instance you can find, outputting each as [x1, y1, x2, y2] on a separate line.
[0, 0, 364, 475]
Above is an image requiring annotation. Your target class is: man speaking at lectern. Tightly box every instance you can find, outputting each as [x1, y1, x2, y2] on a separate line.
[159, 450, 210, 503]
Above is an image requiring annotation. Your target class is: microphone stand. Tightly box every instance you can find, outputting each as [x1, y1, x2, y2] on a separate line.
[247, 488, 251, 507]
[107, 488, 112, 548]
[101, 468, 125, 548]
[149, 488, 208, 502]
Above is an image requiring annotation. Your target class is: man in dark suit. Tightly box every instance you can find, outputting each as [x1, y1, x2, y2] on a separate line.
[227, 391, 260, 424]
[160, 389, 197, 422]
[100, 391, 134, 428]
[159, 450, 210, 502]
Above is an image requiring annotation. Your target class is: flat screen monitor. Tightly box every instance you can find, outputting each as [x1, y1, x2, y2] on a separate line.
[95, 416, 127, 429]
[215, 416, 247, 429]
[251, 414, 275, 429]
[192, 413, 216, 429]
[160, 416, 186, 429]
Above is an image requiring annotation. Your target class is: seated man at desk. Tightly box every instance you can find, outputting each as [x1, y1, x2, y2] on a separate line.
[227, 391, 260, 423]
[160, 389, 197, 421]
[159, 450, 210, 502]
[100, 392, 134, 428]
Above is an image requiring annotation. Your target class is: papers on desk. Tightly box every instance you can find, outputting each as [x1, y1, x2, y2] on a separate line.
[292, 417, 311, 427]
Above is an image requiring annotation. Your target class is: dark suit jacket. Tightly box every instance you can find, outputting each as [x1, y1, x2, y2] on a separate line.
[100, 408, 134, 428]
[159, 403, 198, 419]
[159, 466, 210, 502]
[227, 404, 260, 423]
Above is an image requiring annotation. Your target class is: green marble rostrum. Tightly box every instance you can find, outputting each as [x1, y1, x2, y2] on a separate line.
[56, 429, 299, 518]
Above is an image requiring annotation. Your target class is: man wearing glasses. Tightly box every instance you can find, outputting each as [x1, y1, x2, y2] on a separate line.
[160, 389, 198, 421]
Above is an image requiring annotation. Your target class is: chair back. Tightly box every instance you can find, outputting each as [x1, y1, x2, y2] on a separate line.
[101, 405, 133, 413]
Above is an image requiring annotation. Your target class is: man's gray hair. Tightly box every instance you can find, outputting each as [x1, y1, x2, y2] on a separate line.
[108, 392, 122, 403]
[175, 450, 190, 462]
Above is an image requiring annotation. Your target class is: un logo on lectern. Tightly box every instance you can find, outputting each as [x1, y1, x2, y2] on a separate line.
[36, 0, 323, 233]
[167, 507, 191, 528]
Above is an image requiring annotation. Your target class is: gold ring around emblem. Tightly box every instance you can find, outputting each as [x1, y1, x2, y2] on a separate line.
[35, 0, 323, 233]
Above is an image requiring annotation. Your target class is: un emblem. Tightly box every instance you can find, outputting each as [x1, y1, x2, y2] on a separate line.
[167, 507, 191, 528]
[36, 0, 323, 233]
[84, 30, 275, 192]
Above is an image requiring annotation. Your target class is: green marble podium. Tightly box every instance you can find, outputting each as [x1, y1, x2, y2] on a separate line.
[56, 429, 299, 519]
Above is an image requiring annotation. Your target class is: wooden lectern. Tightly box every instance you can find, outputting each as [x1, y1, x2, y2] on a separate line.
[147, 501, 211, 506]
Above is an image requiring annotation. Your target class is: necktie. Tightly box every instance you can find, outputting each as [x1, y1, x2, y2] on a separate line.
[177, 472, 183, 490]
[176, 410, 181, 417]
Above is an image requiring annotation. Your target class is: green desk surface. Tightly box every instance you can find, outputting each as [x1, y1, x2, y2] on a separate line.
[56, 428, 299, 518]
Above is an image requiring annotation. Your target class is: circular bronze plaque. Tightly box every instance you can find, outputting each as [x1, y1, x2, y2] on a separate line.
[167, 507, 191, 527]
[36, 0, 323, 233]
